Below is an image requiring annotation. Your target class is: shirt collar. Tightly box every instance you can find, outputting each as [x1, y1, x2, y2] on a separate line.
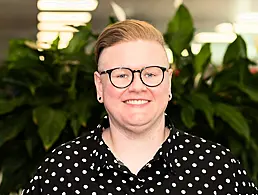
[91, 113, 179, 175]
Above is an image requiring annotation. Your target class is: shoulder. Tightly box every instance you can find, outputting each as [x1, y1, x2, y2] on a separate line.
[22, 128, 102, 194]
[172, 129, 258, 193]
[174, 129, 241, 169]
[43, 128, 101, 169]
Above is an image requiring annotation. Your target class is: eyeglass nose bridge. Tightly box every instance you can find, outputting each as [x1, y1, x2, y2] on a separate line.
[129, 69, 145, 86]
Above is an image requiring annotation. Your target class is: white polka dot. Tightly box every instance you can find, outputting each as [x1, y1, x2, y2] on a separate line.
[211, 176, 216, 181]
[192, 163, 197, 167]
[149, 188, 154, 192]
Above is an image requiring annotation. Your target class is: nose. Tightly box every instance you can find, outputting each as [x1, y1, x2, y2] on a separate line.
[127, 72, 147, 92]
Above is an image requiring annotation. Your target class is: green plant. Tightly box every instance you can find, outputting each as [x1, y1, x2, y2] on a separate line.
[164, 5, 258, 184]
[0, 25, 106, 194]
[0, 4, 258, 194]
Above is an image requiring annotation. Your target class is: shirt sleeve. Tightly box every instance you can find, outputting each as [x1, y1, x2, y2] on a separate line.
[231, 159, 258, 194]
[21, 147, 73, 195]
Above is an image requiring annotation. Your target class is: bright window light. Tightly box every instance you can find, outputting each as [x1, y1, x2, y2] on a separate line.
[234, 23, 258, 34]
[37, 0, 98, 11]
[236, 12, 258, 23]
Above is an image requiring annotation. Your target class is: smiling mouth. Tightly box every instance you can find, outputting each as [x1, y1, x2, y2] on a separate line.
[124, 100, 150, 105]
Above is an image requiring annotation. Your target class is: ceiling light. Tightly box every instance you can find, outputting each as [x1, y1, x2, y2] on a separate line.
[37, 12, 91, 23]
[37, 42, 51, 49]
[37, 22, 85, 32]
[194, 32, 237, 43]
[37, 0, 98, 11]
[215, 23, 234, 33]
[191, 43, 202, 54]
[37, 31, 73, 43]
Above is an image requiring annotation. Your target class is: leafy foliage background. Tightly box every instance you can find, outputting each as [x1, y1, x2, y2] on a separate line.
[0, 4, 258, 194]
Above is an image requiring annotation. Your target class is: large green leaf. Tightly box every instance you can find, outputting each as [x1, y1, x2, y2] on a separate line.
[165, 4, 194, 56]
[237, 84, 258, 102]
[214, 103, 250, 140]
[0, 112, 30, 147]
[63, 25, 93, 54]
[33, 106, 67, 150]
[223, 35, 247, 65]
[71, 118, 81, 137]
[0, 142, 29, 194]
[68, 94, 95, 125]
[193, 43, 211, 75]
[212, 67, 239, 93]
[7, 40, 39, 62]
[0, 96, 26, 115]
[181, 105, 195, 129]
[0, 99, 16, 115]
[188, 93, 214, 128]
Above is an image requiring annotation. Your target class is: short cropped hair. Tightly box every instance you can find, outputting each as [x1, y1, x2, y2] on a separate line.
[95, 19, 165, 64]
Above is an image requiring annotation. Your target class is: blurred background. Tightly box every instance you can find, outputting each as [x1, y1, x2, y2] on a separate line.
[1, 1, 258, 194]
[1, 0, 258, 65]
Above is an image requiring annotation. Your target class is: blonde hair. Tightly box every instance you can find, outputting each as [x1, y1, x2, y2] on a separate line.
[95, 19, 165, 64]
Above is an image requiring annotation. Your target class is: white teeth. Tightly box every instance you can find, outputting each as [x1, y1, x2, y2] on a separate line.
[125, 100, 148, 105]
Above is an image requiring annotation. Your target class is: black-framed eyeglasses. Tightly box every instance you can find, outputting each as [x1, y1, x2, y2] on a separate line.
[99, 65, 168, 89]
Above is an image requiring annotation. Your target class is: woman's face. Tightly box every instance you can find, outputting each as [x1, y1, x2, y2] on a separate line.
[94, 40, 172, 132]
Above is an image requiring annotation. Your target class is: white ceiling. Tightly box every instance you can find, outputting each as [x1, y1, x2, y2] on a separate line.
[1, 0, 258, 64]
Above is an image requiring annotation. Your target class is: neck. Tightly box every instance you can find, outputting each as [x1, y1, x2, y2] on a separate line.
[102, 114, 170, 175]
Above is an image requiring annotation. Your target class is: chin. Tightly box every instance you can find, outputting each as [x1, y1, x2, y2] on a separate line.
[123, 112, 152, 126]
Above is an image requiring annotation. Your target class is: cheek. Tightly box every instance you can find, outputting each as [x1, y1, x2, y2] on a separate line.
[103, 83, 124, 100]
[152, 82, 170, 99]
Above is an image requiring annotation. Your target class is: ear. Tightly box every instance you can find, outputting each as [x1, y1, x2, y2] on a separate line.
[94, 71, 103, 103]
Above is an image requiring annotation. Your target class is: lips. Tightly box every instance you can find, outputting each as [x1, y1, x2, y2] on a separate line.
[124, 99, 150, 105]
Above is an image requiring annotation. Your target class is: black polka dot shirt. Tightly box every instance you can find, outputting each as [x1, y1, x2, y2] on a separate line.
[22, 115, 258, 195]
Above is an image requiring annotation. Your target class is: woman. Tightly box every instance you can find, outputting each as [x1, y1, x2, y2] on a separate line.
[22, 19, 258, 195]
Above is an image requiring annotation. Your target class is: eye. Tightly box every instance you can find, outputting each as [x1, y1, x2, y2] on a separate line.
[145, 73, 156, 77]
[116, 74, 128, 78]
